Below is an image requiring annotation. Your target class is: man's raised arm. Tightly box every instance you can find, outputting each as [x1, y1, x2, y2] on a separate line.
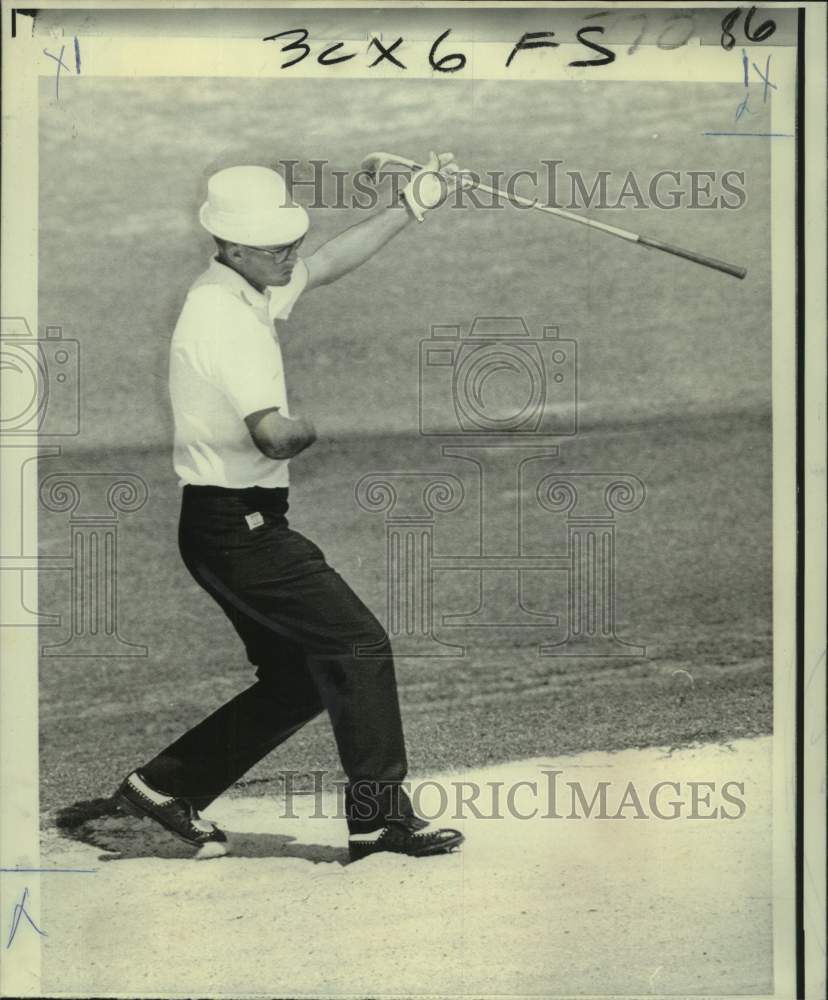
[304, 151, 463, 289]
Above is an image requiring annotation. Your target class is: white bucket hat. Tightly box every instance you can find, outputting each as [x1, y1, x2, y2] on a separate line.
[199, 165, 309, 247]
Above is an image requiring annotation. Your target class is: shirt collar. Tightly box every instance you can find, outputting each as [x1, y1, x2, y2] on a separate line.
[205, 257, 268, 311]
[198, 255, 307, 324]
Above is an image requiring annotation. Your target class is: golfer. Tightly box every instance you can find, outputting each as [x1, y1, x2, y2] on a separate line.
[116, 154, 465, 860]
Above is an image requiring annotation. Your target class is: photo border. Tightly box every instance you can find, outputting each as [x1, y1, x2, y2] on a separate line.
[1, 3, 824, 997]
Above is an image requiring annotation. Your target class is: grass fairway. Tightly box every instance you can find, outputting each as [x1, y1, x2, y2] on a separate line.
[37, 76, 772, 816]
[39, 76, 769, 449]
[39, 408, 771, 813]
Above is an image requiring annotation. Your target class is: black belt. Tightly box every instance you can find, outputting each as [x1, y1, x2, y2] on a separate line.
[182, 483, 290, 513]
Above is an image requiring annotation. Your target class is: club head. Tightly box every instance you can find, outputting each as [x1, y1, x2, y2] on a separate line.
[360, 151, 420, 180]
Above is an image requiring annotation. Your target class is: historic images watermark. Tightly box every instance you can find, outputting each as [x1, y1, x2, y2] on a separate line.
[279, 159, 748, 213]
[355, 317, 646, 658]
[0, 317, 148, 656]
[276, 769, 748, 823]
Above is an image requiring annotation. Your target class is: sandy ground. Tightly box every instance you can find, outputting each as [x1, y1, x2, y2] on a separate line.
[37, 737, 772, 998]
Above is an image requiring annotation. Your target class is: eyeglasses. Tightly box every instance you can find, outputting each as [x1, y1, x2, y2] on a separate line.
[248, 236, 305, 263]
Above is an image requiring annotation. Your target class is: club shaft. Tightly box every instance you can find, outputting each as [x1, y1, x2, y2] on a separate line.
[379, 155, 747, 280]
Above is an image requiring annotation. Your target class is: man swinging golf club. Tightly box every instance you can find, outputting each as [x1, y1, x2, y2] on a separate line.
[116, 152, 468, 860]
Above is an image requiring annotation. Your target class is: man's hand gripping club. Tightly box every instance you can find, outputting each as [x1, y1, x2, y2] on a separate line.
[398, 150, 473, 222]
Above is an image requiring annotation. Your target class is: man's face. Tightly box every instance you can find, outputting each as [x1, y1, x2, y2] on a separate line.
[227, 236, 306, 289]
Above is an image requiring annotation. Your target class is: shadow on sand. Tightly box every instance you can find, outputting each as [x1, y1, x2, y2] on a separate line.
[53, 798, 349, 865]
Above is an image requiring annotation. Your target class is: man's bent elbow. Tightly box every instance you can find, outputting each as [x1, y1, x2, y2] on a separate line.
[260, 419, 317, 460]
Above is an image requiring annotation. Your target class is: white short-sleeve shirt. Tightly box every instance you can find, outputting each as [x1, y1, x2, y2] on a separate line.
[169, 257, 308, 488]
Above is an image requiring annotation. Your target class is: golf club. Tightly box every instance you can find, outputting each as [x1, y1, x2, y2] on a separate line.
[362, 151, 748, 280]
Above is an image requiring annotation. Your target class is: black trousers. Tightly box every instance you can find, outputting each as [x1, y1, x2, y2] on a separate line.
[140, 485, 413, 834]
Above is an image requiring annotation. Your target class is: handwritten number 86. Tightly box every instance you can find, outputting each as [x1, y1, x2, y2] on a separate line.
[721, 6, 777, 51]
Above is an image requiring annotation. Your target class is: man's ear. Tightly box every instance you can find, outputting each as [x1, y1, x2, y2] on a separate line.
[225, 242, 245, 262]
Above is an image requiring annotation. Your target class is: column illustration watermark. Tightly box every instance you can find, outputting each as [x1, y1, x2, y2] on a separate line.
[39, 473, 148, 657]
[355, 472, 466, 657]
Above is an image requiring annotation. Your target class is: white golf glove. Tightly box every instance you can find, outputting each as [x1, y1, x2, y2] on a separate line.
[401, 151, 474, 222]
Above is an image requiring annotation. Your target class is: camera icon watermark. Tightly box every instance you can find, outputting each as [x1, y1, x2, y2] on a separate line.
[0, 319, 80, 437]
[419, 318, 576, 437]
